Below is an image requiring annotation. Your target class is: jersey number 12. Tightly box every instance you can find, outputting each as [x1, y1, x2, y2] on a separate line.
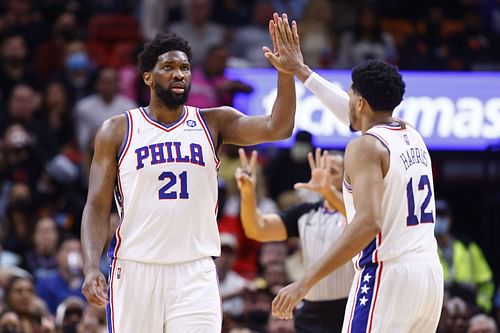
[406, 175, 434, 226]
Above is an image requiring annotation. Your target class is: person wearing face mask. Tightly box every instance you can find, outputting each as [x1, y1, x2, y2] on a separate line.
[435, 199, 495, 314]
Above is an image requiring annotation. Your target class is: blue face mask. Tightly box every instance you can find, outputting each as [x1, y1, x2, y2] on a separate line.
[65, 52, 89, 71]
[434, 216, 450, 236]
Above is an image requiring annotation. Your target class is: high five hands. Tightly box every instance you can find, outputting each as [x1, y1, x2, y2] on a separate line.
[263, 13, 304, 74]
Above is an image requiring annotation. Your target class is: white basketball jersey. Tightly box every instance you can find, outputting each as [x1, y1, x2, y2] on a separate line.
[109, 106, 221, 264]
[343, 122, 438, 269]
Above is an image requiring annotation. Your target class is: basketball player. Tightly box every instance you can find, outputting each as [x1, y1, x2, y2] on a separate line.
[80, 27, 298, 332]
[235, 147, 354, 333]
[267, 14, 444, 332]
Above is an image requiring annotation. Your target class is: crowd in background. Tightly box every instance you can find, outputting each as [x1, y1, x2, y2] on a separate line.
[0, 0, 499, 332]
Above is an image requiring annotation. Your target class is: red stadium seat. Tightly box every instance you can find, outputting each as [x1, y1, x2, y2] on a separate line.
[88, 14, 142, 44]
[109, 42, 138, 69]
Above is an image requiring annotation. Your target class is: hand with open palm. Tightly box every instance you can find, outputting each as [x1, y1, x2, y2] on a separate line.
[262, 13, 305, 75]
[294, 148, 342, 198]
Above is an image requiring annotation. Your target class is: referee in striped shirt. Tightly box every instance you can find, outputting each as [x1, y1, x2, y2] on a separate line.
[235, 147, 355, 333]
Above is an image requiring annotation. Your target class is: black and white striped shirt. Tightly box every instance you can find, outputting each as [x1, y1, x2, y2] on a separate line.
[279, 201, 355, 301]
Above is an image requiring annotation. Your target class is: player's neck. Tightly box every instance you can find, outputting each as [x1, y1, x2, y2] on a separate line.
[362, 113, 394, 132]
[147, 98, 185, 125]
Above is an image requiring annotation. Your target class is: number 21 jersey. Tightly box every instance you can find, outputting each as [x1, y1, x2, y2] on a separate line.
[109, 106, 221, 264]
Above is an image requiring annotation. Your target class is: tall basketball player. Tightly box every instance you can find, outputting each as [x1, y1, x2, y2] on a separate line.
[268, 14, 444, 333]
[80, 27, 298, 333]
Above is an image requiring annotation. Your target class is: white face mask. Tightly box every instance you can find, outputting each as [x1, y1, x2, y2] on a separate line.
[290, 142, 311, 163]
[434, 215, 450, 236]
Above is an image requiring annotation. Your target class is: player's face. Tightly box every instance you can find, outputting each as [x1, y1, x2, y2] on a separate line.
[152, 50, 192, 107]
[348, 87, 361, 132]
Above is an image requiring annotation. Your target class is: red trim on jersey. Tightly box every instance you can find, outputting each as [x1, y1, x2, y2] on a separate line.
[373, 232, 382, 263]
[374, 125, 404, 131]
[139, 106, 188, 132]
[112, 172, 125, 258]
[195, 109, 221, 169]
[368, 262, 384, 332]
[109, 258, 118, 333]
[118, 111, 134, 167]
[347, 272, 362, 333]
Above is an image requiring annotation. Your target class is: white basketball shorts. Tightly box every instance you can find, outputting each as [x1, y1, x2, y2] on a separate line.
[342, 252, 443, 333]
[106, 257, 221, 333]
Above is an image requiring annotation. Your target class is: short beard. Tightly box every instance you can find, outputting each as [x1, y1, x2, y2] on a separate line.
[154, 83, 190, 107]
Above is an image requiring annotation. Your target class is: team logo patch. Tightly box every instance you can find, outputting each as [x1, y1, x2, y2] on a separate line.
[187, 120, 196, 127]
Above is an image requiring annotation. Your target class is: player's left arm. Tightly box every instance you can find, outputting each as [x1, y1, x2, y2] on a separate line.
[272, 135, 386, 319]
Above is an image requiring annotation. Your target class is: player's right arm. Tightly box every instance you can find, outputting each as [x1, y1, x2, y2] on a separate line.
[81, 115, 126, 307]
[235, 149, 287, 242]
[268, 12, 350, 126]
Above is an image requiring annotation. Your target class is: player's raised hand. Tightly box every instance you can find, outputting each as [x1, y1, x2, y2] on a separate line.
[294, 148, 332, 196]
[272, 279, 310, 320]
[263, 13, 304, 74]
[82, 268, 108, 308]
[235, 148, 258, 194]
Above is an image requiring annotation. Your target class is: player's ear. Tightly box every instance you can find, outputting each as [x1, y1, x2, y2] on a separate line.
[143, 72, 153, 87]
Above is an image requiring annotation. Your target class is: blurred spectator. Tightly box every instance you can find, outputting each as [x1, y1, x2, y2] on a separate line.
[435, 199, 495, 313]
[399, 5, 449, 70]
[22, 217, 59, 277]
[211, 0, 253, 28]
[117, 44, 149, 106]
[76, 305, 107, 333]
[188, 44, 253, 108]
[56, 40, 95, 102]
[261, 262, 288, 294]
[139, 0, 178, 41]
[0, 309, 20, 333]
[35, 154, 85, 235]
[298, 0, 336, 68]
[264, 130, 314, 202]
[2, 182, 34, 255]
[241, 283, 274, 333]
[231, 1, 275, 68]
[3, 275, 39, 333]
[39, 80, 77, 158]
[0, 0, 50, 52]
[1, 124, 43, 186]
[74, 67, 136, 151]
[446, 6, 494, 70]
[0, 34, 39, 103]
[335, 4, 398, 68]
[467, 313, 498, 333]
[35, 237, 85, 314]
[266, 314, 295, 333]
[216, 232, 248, 318]
[55, 296, 85, 333]
[169, 0, 224, 67]
[258, 242, 288, 273]
[34, 11, 81, 82]
[270, 0, 307, 21]
[445, 296, 471, 333]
